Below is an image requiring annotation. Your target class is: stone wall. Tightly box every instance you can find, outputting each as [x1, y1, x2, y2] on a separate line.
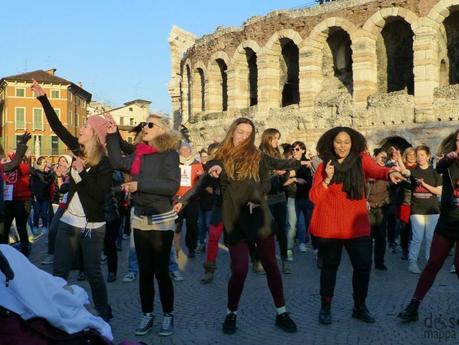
[169, 0, 459, 152]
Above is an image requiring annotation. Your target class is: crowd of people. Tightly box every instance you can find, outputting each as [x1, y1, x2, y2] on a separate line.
[0, 79, 458, 344]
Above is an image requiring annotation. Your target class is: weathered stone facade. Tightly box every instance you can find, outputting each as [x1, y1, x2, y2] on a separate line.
[169, 0, 459, 152]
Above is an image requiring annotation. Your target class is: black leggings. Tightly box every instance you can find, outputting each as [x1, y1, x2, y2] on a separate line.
[134, 229, 174, 314]
[1, 201, 30, 256]
[318, 236, 372, 305]
[104, 219, 121, 274]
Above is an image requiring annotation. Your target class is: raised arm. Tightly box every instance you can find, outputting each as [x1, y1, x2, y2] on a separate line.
[2, 132, 30, 172]
[105, 133, 135, 172]
[262, 153, 301, 171]
[32, 80, 79, 154]
[436, 152, 458, 174]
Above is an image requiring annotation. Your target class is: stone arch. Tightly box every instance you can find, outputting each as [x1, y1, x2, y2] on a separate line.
[300, 18, 357, 126]
[378, 136, 412, 153]
[181, 59, 192, 123]
[258, 29, 302, 109]
[230, 40, 261, 110]
[192, 61, 206, 113]
[207, 52, 230, 112]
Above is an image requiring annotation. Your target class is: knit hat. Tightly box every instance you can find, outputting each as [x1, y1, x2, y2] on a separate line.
[59, 154, 72, 166]
[86, 115, 110, 146]
[180, 140, 192, 150]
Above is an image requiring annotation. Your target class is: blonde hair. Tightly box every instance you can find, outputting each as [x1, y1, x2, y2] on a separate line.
[145, 114, 171, 147]
[402, 147, 415, 163]
[82, 133, 106, 167]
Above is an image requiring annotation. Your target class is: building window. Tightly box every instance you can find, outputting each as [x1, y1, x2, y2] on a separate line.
[69, 111, 73, 126]
[128, 137, 133, 143]
[51, 136, 59, 155]
[15, 88, 25, 97]
[55, 108, 61, 120]
[130, 118, 134, 126]
[69, 92, 73, 101]
[33, 108, 43, 130]
[50, 90, 60, 99]
[120, 117, 124, 126]
[32, 135, 43, 154]
[15, 108, 25, 129]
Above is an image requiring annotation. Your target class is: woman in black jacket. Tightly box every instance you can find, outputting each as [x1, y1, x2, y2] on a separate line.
[32, 80, 113, 321]
[398, 129, 459, 322]
[105, 115, 180, 337]
[208, 118, 302, 335]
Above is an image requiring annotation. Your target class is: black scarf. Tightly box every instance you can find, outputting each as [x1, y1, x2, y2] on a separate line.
[323, 152, 365, 200]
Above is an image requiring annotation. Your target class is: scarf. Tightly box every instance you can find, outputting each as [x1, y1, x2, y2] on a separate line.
[179, 155, 196, 166]
[131, 143, 157, 176]
[323, 152, 365, 200]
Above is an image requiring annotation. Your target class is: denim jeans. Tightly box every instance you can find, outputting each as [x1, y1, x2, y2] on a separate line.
[53, 221, 109, 315]
[287, 197, 313, 250]
[409, 214, 440, 262]
[198, 209, 212, 245]
[33, 200, 50, 228]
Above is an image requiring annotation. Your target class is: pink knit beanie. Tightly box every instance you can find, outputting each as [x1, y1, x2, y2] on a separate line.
[86, 115, 110, 146]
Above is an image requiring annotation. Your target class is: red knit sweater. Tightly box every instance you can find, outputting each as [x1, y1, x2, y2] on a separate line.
[309, 154, 390, 239]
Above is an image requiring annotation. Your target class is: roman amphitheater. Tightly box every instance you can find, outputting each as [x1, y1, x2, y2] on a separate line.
[169, 0, 459, 152]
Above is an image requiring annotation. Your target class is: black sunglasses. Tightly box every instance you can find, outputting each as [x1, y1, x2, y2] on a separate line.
[293, 147, 303, 151]
[140, 122, 155, 129]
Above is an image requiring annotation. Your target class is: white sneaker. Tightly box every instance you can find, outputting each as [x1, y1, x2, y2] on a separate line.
[170, 270, 184, 281]
[299, 243, 307, 253]
[450, 265, 456, 273]
[41, 254, 54, 265]
[408, 261, 421, 274]
[287, 250, 294, 262]
[122, 272, 137, 283]
[135, 313, 154, 336]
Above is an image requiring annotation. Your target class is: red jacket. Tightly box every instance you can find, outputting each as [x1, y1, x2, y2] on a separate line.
[309, 154, 390, 239]
[176, 162, 204, 198]
[3, 163, 32, 201]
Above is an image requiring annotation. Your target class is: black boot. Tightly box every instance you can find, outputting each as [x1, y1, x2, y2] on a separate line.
[397, 299, 420, 323]
[275, 312, 297, 333]
[319, 297, 332, 325]
[222, 312, 237, 334]
[352, 304, 375, 323]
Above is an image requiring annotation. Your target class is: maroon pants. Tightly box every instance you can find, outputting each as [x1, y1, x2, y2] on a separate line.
[414, 233, 459, 300]
[227, 235, 285, 311]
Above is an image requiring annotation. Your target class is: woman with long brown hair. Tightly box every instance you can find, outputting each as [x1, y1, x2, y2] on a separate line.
[208, 118, 301, 335]
[259, 128, 290, 273]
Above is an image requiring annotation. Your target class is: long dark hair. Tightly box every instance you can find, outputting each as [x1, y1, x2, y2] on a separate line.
[438, 129, 459, 156]
[316, 127, 367, 200]
[259, 128, 281, 159]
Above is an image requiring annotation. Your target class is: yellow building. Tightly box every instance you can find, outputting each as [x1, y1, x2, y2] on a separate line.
[0, 69, 91, 160]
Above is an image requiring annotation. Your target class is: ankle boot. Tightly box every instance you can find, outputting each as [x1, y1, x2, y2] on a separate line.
[201, 261, 216, 284]
[319, 297, 332, 325]
[352, 304, 375, 323]
[397, 299, 420, 322]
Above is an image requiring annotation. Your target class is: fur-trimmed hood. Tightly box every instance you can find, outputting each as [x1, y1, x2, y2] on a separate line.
[151, 131, 181, 153]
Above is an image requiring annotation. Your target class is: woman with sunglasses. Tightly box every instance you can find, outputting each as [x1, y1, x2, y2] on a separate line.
[309, 127, 405, 325]
[106, 115, 180, 337]
[284, 141, 314, 261]
[208, 118, 308, 335]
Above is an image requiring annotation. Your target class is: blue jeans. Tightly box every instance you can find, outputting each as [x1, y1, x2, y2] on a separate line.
[287, 197, 313, 250]
[33, 200, 50, 228]
[198, 209, 212, 245]
[128, 227, 138, 273]
[169, 245, 179, 272]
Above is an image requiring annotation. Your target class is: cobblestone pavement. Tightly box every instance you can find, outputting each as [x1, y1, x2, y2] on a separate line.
[30, 237, 459, 345]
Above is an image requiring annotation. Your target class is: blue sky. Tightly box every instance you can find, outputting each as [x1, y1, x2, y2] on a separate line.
[1, 0, 316, 114]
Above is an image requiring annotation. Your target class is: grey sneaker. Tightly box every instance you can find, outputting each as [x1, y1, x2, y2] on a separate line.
[408, 261, 421, 274]
[135, 313, 154, 336]
[122, 272, 137, 283]
[41, 254, 54, 265]
[170, 270, 184, 281]
[158, 313, 174, 336]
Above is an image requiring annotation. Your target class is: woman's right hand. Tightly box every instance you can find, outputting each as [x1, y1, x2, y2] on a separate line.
[104, 113, 118, 134]
[209, 165, 222, 178]
[325, 160, 334, 180]
[31, 79, 45, 97]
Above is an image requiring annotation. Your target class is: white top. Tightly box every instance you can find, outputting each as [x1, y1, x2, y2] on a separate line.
[59, 168, 105, 229]
[0, 244, 113, 340]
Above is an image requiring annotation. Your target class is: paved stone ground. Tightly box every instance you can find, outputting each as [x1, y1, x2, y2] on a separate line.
[29, 236, 459, 345]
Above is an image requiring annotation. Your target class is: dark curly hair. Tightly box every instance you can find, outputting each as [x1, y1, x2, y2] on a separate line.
[316, 126, 367, 159]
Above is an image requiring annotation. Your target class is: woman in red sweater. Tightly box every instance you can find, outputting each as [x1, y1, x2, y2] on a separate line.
[309, 127, 404, 325]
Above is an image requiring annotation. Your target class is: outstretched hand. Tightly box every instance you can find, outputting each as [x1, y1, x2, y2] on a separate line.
[19, 131, 31, 145]
[389, 171, 406, 184]
[104, 113, 117, 134]
[31, 79, 45, 97]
